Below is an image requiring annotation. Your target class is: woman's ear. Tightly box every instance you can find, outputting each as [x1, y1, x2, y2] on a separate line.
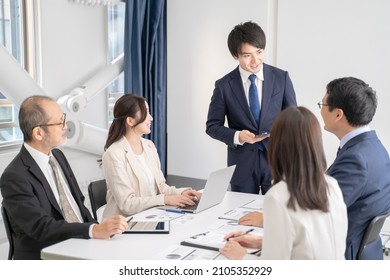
[126, 116, 135, 127]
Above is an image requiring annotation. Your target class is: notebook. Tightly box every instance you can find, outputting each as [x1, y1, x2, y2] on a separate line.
[159, 165, 236, 214]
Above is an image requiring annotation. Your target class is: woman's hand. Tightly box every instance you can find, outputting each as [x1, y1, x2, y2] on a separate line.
[164, 194, 196, 207]
[182, 189, 202, 201]
[219, 240, 247, 260]
[224, 231, 262, 249]
[238, 211, 263, 227]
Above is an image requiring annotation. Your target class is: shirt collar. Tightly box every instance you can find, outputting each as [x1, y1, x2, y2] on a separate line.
[24, 143, 52, 170]
[340, 125, 371, 149]
[239, 65, 264, 83]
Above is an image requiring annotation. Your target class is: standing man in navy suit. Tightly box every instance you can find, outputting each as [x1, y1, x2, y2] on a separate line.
[320, 77, 390, 259]
[206, 21, 297, 194]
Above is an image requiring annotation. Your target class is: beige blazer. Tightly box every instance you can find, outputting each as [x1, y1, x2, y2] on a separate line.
[102, 136, 188, 219]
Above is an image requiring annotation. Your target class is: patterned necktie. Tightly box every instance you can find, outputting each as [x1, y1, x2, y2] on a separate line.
[49, 156, 80, 223]
[248, 74, 261, 125]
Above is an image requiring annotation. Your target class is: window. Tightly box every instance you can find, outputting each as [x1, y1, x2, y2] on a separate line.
[107, 2, 125, 125]
[0, 0, 23, 148]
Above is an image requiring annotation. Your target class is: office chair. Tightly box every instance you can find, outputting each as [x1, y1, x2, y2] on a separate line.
[87, 179, 107, 222]
[1, 206, 14, 260]
[357, 211, 390, 260]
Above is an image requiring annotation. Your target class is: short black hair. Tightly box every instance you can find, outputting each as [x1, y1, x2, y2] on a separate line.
[227, 21, 266, 58]
[326, 77, 377, 126]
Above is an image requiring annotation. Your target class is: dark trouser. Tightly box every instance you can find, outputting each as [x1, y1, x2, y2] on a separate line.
[230, 148, 271, 195]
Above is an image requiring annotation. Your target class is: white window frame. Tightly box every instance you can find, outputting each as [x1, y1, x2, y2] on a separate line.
[0, 0, 41, 150]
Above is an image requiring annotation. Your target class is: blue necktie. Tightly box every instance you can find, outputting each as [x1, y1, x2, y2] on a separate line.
[249, 74, 260, 126]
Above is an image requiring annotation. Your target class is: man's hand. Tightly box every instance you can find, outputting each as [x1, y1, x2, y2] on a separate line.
[92, 215, 128, 239]
[239, 130, 269, 144]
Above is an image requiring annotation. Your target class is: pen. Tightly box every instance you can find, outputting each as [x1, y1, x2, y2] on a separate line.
[110, 216, 133, 238]
[227, 228, 254, 241]
[165, 209, 184, 214]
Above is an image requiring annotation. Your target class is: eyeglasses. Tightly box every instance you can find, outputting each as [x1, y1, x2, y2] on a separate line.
[35, 113, 67, 129]
[317, 102, 329, 109]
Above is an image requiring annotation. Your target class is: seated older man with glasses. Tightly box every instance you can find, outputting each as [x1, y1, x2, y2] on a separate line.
[0, 95, 128, 260]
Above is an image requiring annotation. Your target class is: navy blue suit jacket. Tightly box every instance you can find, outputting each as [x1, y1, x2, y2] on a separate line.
[0, 146, 96, 259]
[206, 64, 296, 190]
[327, 131, 390, 259]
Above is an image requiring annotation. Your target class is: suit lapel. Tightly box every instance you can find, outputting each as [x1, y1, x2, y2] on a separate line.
[229, 67, 258, 128]
[260, 64, 274, 128]
[20, 146, 62, 214]
[120, 137, 151, 195]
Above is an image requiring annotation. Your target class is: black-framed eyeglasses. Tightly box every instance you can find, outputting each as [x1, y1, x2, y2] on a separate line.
[35, 113, 67, 129]
[317, 102, 329, 109]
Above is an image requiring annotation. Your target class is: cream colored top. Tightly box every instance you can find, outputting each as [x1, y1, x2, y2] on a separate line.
[102, 136, 188, 219]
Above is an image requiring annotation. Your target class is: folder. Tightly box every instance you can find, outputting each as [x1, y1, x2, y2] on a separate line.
[180, 230, 260, 253]
[180, 231, 226, 251]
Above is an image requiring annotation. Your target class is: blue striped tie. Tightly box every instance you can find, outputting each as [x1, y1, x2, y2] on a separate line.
[249, 74, 260, 125]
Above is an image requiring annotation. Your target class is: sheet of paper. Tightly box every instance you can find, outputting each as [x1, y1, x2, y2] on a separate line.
[381, 216, 390, 235]
[218, 207, 260, 221]
[208, 219, 264, 236]
[132, 207, 184, 221]
[241, 198, 264, 210]
[152, 245, 226, 260]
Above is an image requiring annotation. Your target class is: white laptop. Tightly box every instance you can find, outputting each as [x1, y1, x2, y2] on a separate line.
[159, 165, 236, 214]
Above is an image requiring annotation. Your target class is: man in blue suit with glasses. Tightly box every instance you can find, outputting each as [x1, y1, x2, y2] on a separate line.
[319, 77, 390, 259]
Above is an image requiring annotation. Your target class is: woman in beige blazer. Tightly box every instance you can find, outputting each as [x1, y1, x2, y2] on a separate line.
[102, 94, 201, 219]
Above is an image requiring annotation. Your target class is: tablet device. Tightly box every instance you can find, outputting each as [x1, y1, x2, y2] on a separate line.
[255, 132, 270, 138]
[123, 221, 170, 234]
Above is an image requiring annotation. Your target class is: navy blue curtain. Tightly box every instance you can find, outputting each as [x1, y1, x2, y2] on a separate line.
[124, 0, 167, 174]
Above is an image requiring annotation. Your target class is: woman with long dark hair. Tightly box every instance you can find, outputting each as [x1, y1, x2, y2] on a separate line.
[102, 94, 201, 219]
[220, 106, 347, 259]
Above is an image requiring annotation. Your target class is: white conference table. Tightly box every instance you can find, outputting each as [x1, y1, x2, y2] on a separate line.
[41, 191, 261, 260]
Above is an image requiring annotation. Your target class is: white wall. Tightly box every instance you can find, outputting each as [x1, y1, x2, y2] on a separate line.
[167, 0, 390, 179]
[277, 0, 390, 166]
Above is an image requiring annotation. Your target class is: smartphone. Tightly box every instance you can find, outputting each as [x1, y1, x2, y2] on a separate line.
[255, 132, 270, 138]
